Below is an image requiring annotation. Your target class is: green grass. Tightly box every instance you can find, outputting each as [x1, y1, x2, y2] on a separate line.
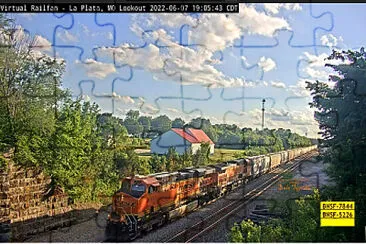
[209, 148, 246, 163]
[136, 148, 245, 163]
[138, 154, 151, 160]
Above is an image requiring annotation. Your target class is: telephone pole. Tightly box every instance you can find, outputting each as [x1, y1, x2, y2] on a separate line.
[262, 99, 266, 130]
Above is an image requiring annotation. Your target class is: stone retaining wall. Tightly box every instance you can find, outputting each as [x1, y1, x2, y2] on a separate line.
[0, 151, 104, 241]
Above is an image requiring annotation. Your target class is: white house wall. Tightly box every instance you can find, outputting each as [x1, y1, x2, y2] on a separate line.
[209, 144, 215, 154]
[150, 130, 192, 155]
[190, 143, 201, 154]
[190, 143, 215, 155]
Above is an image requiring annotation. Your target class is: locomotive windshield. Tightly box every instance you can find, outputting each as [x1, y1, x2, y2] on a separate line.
[131, 181, 146, 198]
[119, 179, 146, 198]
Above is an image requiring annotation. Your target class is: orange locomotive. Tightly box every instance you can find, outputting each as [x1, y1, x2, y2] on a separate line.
[106, 145, 317, 241]
[106, 166, 229, 241]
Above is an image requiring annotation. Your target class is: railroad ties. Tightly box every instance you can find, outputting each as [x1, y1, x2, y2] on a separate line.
[245, 204, 282, 224]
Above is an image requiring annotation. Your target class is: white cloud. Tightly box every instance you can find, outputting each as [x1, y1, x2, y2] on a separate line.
[57, 30, 78, 43]
[80, 24, 90, 35]
[271, 81, 286, 88]
[20, 13, 35, 20]
[263, 3, 302, 14]
[107, 32, 113, 40]
[186, 4, 291, 51]
[258, 57, 276, 72]
[96, 33, 248, 88]
[91, 4, 295, 88]
[76, 59, 116, 79]
[0, 25, 61, 61]
[320, 34, 343, 48]
[135, 14, 198, 29]
[222, 107, 319, 138]
[166, 107, 180, 113]
[132, 4, 291, 53]
[299, 52, 351, 81]
[288, 79, 311, 97]
[97, 42, 165, 72]
[111, 93, 136, 104]
[140, 103, 159, 115]
[303, 66, 330, 80]
[33, 35, 52, 51]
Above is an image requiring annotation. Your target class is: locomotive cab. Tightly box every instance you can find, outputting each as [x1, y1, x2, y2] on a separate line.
[106, 176, 161, 241]
[110, 178, 148, 222]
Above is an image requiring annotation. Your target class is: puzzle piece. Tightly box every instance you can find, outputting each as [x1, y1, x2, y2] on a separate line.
[222, 4, 336, 134]
[52, 13, 116, 63]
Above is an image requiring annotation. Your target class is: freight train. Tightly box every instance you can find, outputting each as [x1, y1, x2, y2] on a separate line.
[105, 145, 317, 241]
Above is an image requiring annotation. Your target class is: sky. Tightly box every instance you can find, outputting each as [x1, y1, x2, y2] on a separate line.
[9, 3, 366, 138]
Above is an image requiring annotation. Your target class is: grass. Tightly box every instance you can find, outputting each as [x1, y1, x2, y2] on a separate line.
[209, 148, 246, 163]
[138, 154, 152, 160]
[136, 147, 245, 163]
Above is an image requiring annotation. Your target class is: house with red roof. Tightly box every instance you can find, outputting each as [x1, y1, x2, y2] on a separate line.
[150, 128, 215, 155]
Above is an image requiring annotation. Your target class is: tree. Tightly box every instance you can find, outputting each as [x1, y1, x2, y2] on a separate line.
[230, 219, 261, 242]
[151, 115, 172, 134]
[166, 147, 179, 171]
[126, 110, 140, 121]
[123, 110, 143, 137]
[306, 48, 366, 241]
[189, 117, 218, 142]
[97, 113, 129, 149]
[192, 143, 210, 167]
[123, 117, 143, 137]
[172, 118, 185, 128]
[230, 190, 348, 242]
[116, 148, 141, 177]
[40, 100, 103, 200]
[0, 17, 68, 162]
[149, 154, 166, 173]
[138, 116, 152, 137]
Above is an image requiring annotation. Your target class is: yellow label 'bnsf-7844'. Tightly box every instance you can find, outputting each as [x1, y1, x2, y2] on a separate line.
[105, 145, 317, 241]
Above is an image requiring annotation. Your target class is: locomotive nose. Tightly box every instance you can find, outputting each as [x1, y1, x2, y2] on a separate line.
[113, 193, 138, 217]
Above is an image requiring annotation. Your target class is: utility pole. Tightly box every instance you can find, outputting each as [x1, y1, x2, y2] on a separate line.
[262, 99, 266, 130]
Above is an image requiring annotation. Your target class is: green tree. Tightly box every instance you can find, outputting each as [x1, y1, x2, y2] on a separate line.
[230, 219, 261, 242]
[126, 110, 140, 121]
[189, 118, 218, 142]
[192, 143, 210, 167]
[306, 48, 366, 241]
[172, 118, 185, 128]
[123, 110, 143, 137]
[151, 115, 172, 134]
[149, 154, 166, 173]
[0, 17, 68, 162]
[166, 147, 179, 171]
[138, 116, 152, 137]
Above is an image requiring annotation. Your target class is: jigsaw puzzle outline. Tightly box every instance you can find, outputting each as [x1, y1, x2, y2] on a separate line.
[0, 4, 349, 242]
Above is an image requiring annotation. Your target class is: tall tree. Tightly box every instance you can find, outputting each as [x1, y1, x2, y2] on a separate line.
[123, 110, 143, 137]
[306, 48, 366, 241]
[172, 118, 185, 128]
[138, 116, 152, 137]
[189, 117, 218, 142]
[151, 115, 172, 134]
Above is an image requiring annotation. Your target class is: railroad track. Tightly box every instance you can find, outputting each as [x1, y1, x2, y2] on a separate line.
[164, 150, 318, 243]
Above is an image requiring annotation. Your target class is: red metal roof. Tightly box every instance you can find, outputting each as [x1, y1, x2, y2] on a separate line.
[171, 128, 214, 144]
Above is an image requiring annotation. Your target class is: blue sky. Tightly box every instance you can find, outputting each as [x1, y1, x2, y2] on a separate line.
[10, 3, 366, 138]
